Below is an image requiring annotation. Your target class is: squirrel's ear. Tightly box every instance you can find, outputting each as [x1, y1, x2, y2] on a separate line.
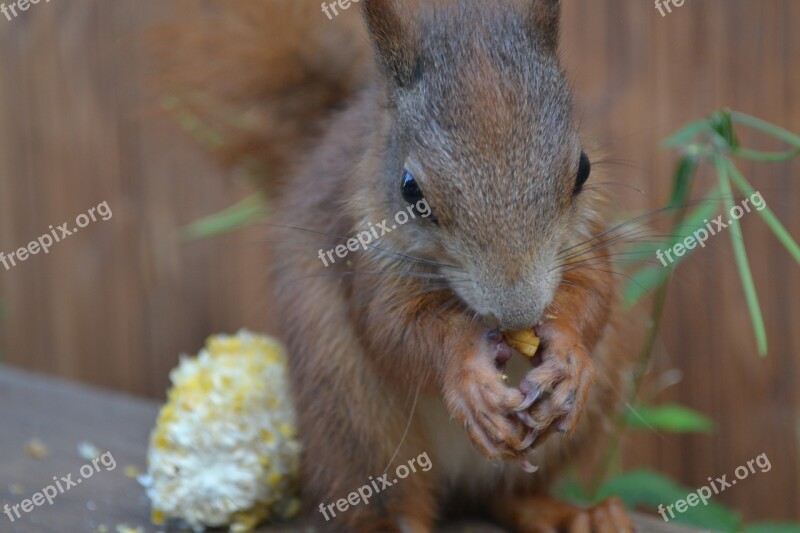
[527, 0, 561, 51]
[362, 0, 421, 87]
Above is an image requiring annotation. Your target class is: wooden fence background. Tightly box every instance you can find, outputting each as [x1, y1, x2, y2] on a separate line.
[0, 0, 797, 523]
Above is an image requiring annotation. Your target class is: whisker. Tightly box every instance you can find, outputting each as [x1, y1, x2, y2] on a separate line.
[560, 266, 651, 292]
[583, 181, 646, 195]
[555, 252, 663, 271]
[557, 231, 707, 265]
[282, 270, 450, 284]
[383, 382, 421, 474]
[557, 198, 730, 258]
[557, 228, 659, 264]
[591, 159, 642, 171]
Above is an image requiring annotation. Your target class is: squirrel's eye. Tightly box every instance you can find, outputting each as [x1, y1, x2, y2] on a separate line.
[401, 169, 424, 205]
[574, 151, 591, 194]
[401, 169, 437, 224]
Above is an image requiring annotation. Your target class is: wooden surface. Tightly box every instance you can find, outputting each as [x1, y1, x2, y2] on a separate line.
[0, 368, 157, 532]
[0, 0, 797, 524]
[0, 367, 697, 533]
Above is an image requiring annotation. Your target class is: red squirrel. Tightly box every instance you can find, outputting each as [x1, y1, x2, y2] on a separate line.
[156, 0, 635, 530]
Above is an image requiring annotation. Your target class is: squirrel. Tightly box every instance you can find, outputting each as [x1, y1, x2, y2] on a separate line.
[154, 0, 636, 530]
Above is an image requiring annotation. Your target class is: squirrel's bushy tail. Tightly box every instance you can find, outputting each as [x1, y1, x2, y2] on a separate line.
[150, 0, 372, 192]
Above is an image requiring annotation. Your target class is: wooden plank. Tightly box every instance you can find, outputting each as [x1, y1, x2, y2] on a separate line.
[0, 367, 159, 532]
[0, 368, 696, 532]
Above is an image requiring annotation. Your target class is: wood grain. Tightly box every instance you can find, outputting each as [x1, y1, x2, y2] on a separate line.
[0, 368, 698, 532]
[0, 0, 797, 524]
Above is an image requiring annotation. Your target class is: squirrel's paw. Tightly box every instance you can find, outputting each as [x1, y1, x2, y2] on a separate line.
[498, 497, 636, 533]
[558, 497, 635, 533]
[514, 324, 594, 443]
[580, 497, 636, 533]
[444, 336, 535, 465]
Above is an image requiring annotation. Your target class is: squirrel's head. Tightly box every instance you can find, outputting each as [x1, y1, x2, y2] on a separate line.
[363, 0, 592, 331]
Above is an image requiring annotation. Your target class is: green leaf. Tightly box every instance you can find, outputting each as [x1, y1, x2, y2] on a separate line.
[182, 192, 269, 240]
[668, 156, 699, 209]
[624, 404, 714, 434]
[732, 147, 800, 162]
[664, 119, 710, 148]
[743, 523, 800, 533]
[730, 111, 800, 148]
[182, 91, 260, 131]
[623, 194, 720, 307]
[161, 95, 227, 151]
[594, 470, 741, 532]
[715, 156, 768, 356]
[725, 160, 800, 266]
[550, 477, 591, 506]
[623, 264, 673, 309]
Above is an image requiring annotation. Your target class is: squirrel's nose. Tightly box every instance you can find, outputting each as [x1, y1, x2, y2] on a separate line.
[498, 314, 541, 333]
[483, 310, 533, 332]
[485, 280, 552, 331]
[489, 301, 544, 332]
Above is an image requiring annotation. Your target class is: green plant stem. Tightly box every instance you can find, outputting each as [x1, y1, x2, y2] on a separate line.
[589, 278, 671, 496]
[732, 147, 800, 162]
[725, 160, 800, 265]
[591, 154, 706, 495]
[632, 284, 671, 401]
[591, 163, 701, 493]
[715, 155, 768, 356]
[729, 111, 800, 147]
[181, 192, 269, 240]
[590, 109, 798, 513]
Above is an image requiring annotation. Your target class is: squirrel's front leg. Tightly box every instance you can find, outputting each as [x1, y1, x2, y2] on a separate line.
[435, 315, 536, 464]
[358, 288, 533, 466]
[515, 239, 616, 443]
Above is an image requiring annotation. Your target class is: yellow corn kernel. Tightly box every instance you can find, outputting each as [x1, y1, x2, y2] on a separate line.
[151, 509, 166, 525]
[504, 329, 540, 358]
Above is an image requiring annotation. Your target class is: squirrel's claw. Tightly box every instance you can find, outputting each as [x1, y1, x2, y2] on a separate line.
[514, 330, 595, 444]
[517, 456, 539, 473]
[513, 428, 539, 451]
[514, 382, 543, 412]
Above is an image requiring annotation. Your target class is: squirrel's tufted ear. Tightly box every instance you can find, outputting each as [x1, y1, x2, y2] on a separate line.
[362, 0, 421, 87]
[527, 0, 561, 51]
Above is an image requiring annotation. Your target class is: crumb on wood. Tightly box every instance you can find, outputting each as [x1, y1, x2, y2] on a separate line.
[25, 438, 50, 459]
[115, 525, 144, 533]
[78, 441, 103, 460]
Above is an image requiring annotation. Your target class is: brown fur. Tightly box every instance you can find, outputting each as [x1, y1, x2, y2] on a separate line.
[149, 0, 372, 192]
[155, 1, 634, 531]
